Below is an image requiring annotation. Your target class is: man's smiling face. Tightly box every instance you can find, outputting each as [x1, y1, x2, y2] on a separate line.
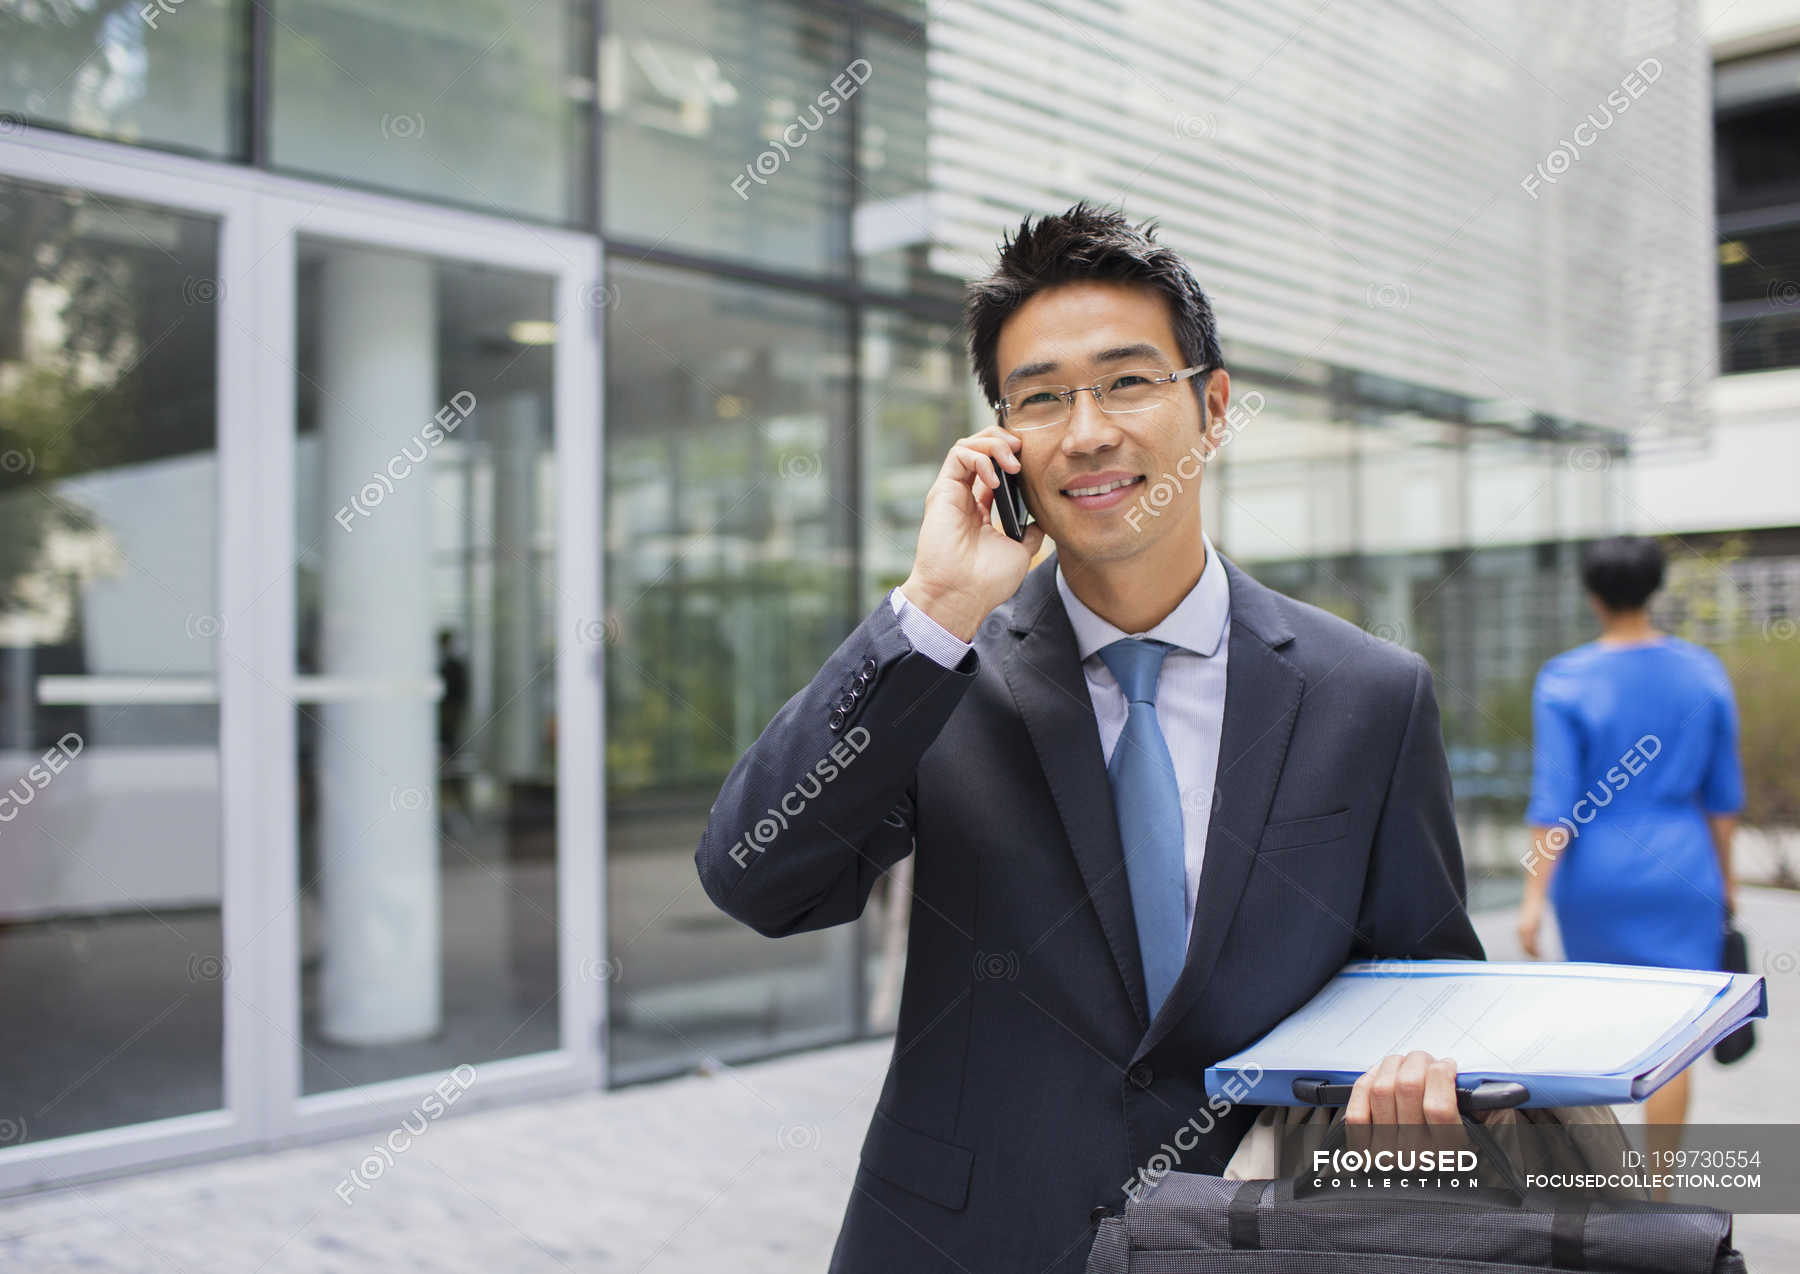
[994, 279, 1224, 568]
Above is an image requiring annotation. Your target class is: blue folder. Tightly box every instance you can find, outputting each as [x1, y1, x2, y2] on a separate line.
[1204, 959, 1768, 1108]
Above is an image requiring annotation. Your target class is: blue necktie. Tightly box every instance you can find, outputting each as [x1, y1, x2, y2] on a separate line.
[1097, 638, 1187, 1020]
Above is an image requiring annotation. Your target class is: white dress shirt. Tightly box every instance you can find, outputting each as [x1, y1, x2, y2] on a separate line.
[888, 530, 1231, 941]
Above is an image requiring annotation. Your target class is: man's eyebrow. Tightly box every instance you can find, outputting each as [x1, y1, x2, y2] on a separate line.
[1001, 360, 1058, 390]
[1092, 342, 1167, 366]
[1000, 343, 1170, 390]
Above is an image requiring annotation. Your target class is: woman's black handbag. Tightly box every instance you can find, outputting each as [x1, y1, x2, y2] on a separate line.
[1714, 921, 1756, 1065]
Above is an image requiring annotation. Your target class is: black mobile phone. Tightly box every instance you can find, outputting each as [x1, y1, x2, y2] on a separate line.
[995, 464, 1029, 541]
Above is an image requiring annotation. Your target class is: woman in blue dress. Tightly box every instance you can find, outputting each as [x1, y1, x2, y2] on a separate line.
[1519, 535, 1745, 1140]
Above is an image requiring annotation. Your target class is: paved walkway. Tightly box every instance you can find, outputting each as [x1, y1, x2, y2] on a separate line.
[2, 893, 1795, 1273]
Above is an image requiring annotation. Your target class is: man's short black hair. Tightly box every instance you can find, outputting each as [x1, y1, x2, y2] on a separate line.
[1580, 536, 1666, 611]
[964, 201, 1224, 408]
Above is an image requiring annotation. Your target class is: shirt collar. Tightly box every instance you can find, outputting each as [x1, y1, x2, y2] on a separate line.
[1055, 530, 1230, 661]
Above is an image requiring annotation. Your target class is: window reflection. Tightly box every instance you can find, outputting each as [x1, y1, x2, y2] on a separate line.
[270, 0, 591, 222]
[603, 260, 856, 1077]
[0, 0, 245, 156]
[858, 311, 974, 607]
[0, 177, 224, 1143]
[855, 310, 974, 1031]
[293, 242, 562, 1093]
[855, 24, 962, 302]
[602, 0, 851, 274]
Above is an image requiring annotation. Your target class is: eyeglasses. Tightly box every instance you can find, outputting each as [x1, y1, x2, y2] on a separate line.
[996, 364, 1215, 433]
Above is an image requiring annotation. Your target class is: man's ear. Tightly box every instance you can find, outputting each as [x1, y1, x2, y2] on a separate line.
[1197, 368, 1231, 460]
[1197, 400, 1228, 461]
[1203, 407, 1226, 457]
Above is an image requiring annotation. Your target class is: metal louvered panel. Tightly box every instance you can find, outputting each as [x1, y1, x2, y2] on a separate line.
[924, 0, 1717, 449]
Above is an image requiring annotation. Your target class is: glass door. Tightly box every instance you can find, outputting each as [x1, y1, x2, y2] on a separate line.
[0, 134, 601, 1192]
[290, 240, 566, 1095]
[0, 173, 230, 1140]
[249, 191, 603, 1139]
[0, 138, 260, 1194]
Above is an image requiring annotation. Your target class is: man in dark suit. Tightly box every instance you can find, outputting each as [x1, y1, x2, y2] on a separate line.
[696, 203, 1485, 1273]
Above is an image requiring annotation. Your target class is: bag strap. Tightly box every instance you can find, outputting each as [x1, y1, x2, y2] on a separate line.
[1550, 1201, 1589, 1270]
[1227, 1178, 1264, 1250]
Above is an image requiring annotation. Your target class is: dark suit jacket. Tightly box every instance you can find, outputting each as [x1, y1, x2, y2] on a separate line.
[696, 548, 1485, 1274]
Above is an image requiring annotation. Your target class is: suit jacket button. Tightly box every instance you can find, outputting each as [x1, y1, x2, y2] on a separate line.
[1127, 1062, 1154, 1089]
[837, 691, 857, 711]
[1089, 1205, 1111, 1226]
[827, 708, 846, 731]
[858, 656, 876, 676]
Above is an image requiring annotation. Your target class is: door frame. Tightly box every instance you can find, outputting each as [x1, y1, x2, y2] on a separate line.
[0, 127, 605, 1193]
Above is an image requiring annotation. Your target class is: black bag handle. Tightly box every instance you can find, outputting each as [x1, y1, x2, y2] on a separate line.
[1291, 1076, 1530, 1116]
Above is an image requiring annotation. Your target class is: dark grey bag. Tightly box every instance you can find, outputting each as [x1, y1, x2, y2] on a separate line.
[1087, 1119, 1748, 1274]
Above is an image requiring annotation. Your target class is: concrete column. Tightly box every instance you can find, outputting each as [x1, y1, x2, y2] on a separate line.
[315, 248, 441, 1045]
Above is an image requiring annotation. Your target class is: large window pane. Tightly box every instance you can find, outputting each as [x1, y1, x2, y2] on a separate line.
[270, 0, 592, 223]
[1209, 375, 1354, 562]
[1723, 311, 1800, 373]
[1720, 220, 1800, 373]
[1715, 98, 1800, 213]
[0, 177, 222, 1143]
[855, 24, 961, 302]
[0, 0, 245, 156]
[863, 0, 926, 21]
[293, 241, 561, 1093]
[603, 262, 855, 1076]
[854, 309, 972, 1032]
[858, 310, 971, 608]
[602, 0, 852, 274]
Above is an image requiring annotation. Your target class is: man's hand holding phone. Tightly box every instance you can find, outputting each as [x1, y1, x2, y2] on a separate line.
[898, 426, 1046, 642]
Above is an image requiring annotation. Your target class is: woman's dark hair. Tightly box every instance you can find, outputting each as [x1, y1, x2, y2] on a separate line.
[1580, 536, 1666, 611]
[964, 201, 1224, 408]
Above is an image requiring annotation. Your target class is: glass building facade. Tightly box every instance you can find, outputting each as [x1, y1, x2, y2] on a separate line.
[0, 0, 1723, 1190]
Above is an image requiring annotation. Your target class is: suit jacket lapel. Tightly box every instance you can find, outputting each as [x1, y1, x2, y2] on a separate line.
[1136, 553, 1302, 1059]
[1001, 555, 1151, 1029]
